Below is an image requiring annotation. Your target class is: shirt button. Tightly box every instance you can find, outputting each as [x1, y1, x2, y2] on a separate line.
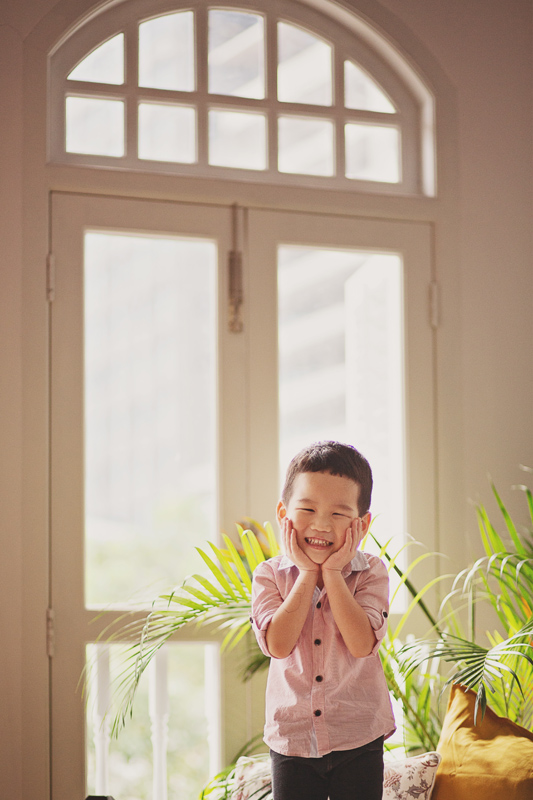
[314, 709, 322, 716]
[316, 601, 322, 609]
[314, 639, 322, 646]
[315, 675, 323, 682]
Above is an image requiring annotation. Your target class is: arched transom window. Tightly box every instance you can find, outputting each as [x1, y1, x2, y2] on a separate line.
[49, 0, 433, 194]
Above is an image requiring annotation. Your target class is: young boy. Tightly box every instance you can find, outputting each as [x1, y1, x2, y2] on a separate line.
[251, 441, 395, 800]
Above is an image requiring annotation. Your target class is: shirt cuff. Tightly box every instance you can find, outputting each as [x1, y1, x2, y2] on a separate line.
[367, 609, 389, 656]
[250, 615, 274, 658]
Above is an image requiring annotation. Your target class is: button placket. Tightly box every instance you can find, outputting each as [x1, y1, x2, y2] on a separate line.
[311, 593, 327, 751]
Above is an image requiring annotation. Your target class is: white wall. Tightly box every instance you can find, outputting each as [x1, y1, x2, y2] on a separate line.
[378, 0, 533, 555]
[1, 1, 532, 798]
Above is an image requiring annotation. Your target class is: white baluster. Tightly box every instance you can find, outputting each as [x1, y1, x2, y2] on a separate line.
[92, 644, 111, 796]
[149, 646, 169, 800]
[204, 643, 222, 777]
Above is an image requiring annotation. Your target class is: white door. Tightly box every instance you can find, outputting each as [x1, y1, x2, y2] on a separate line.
[49, 192, 253, 799]
[50, 194, 435, 799]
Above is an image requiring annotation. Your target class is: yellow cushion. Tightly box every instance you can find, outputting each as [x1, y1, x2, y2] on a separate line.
[432, 684, 533, 800]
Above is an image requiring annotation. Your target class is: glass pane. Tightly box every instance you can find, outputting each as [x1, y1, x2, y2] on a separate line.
[139, 12, 194, 91]
[278, 22, 332, 106]
[138, 103, 196, 163]
[344, 61, 395, 113]
[278, 246, 405, 551]
[68, 34, 124, 85]
[86, 642, 215, 799]
[84, 232, 217, 606]
[66, 97, 124, 156]
[208, 10, 265, 99]
[345, 123, 400, 183]
[208, 109, 266, 170]
[278, 116, 334, 176]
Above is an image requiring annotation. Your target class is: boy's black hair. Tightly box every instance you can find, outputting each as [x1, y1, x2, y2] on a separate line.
[281, 440, 373, 516]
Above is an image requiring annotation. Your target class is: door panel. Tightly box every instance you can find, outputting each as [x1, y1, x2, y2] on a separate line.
[246, 210, 436, 557]
[50, 193, 242, 798]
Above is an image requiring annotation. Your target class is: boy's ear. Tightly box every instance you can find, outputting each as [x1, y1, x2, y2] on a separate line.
[276, 501, 287, 526]
[360, 512, 371, 535]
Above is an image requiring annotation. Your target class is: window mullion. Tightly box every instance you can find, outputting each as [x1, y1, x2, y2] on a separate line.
[334, 47, 345, 180]
[198, 95, 268, 111]
[266, 14, 278, 175]
[345, 110, 401, 125]
[273, 101, 337, 116]
[63, 80, 121, 94]
[125, 21, 139, 164]
[131, 87, 200, 103]
[196, 5, 208, 167]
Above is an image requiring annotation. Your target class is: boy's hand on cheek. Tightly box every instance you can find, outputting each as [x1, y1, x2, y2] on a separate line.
[282, 518, 319, 575]
[322, 518, 361, 573]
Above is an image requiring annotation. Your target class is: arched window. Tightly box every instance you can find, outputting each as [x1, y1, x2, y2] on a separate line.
[49, 0, 435, 194]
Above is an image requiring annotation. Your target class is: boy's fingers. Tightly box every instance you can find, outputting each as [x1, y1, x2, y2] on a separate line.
[351, 517, 362, 542]
[282, 520, 293, 553]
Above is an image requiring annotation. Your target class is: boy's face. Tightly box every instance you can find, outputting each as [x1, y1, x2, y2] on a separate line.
[277, 470, 370, 566]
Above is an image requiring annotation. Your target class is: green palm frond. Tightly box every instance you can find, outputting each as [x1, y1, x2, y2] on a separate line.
[371, 533, 448, 753]
[368, 532, 442, 631]
[199, 764, 272, 800]
[381, 645, 442, 753]
[399, 617, 533, 723]
[199, 745, 272, 799]
[198, 763, 237, 800]
[242, 649, 270, 681]
[108, 524, 280, 736]
[491, 483, 528, 556]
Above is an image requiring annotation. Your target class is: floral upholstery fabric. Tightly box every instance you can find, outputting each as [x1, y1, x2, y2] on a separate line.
[383, 751, 441, 799]
[232, 755, 271, 800]
[231, 751, 441, 799]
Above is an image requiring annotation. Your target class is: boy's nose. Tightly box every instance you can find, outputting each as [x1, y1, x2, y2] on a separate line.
[311, 515, 332, 532]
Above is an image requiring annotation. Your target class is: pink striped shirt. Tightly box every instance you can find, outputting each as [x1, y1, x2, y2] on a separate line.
[251, 551, 396, 757]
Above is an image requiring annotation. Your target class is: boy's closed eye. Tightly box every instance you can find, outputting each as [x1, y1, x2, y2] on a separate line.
[297, 509, 351, 518]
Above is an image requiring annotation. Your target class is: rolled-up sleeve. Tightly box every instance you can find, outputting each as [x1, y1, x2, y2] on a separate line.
[353, 557, 390, 656]
[251, 561, 284, 658]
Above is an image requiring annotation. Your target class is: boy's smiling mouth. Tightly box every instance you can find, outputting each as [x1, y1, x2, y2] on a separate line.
[305, 537, 333, 548]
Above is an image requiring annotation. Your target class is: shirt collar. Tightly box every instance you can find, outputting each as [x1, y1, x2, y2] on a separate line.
[278, 550, 370, 575]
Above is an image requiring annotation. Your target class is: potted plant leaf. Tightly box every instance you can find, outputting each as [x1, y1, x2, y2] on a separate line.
[399, 473, 533, 726]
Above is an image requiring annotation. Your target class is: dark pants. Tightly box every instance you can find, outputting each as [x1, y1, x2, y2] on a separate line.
[270, 736, 384, 800]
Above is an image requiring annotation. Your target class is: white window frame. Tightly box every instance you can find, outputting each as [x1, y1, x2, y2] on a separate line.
[48, 192, 437, 800]
[48, 0, 435, 195]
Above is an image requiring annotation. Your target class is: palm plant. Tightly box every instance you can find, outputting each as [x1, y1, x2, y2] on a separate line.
[103, 520, 280, 737]
[100, 474, 533, 799]
[366, 533, 446, 754]
[399, 474, 533, 726]
[104, 519, 446, 752]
